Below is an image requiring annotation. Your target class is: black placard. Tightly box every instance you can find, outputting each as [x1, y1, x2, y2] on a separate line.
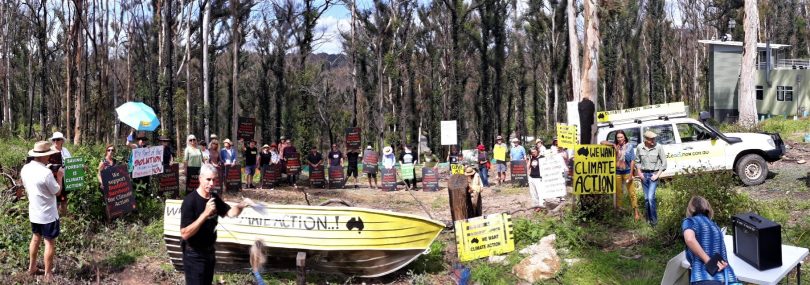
[309, 165, 326, 188]
[101, 165, 136, 220]
[186, 167, 200, 193]
[345, 128, 361, 149]
[158, 164, 180, 198]
[261, 164, 280, 188]
[381, 167, 397, 191]
[211, 165, 224, 194]
[422, 167, 440, 192]
[225, 164, 242, 193]
[329, 166, 345, 189]
[510, 160, 528, 187]
[238, 117, 256, 141]
[286, 153, 301, 174]
[363, 151, 378, 174]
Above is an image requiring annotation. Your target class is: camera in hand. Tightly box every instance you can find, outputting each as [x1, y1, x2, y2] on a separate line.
[47, 163, 63, 172]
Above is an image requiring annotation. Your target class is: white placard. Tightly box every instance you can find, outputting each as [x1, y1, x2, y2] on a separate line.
[131, 145, 164, 178]
[538, 154, 566, 199]
[440, 120, 457, 145]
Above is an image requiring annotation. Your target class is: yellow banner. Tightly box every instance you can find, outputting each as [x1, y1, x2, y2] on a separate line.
[493, 145, 507, 161]
[597, 102, 686, 123]
[455, 213, 515, 262]
[556, 124, 578, 149]
[572, 144, 616, 195]
[450, 163, 465, 175]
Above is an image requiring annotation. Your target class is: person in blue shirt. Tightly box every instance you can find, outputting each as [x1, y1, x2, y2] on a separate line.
[220, 139, 238, 167]
[682, 196, 737, 285]
[509, 137, 526, 162]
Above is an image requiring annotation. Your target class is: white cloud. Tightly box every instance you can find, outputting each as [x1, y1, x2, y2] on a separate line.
[314, 15, 351, 54]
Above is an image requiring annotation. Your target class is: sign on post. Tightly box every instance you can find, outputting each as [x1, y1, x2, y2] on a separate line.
[510, 160, 528, 187]
[422, 168, 439, 192]
[362, 151, 378, 174]
[309, 165, 326, 188]
[225, 164, 242, 193]
[572, 144, 616, 195]
[131, 146, 164, 178]
[238, 117, 256, 141]
[380, 168, 397, 191]
[450, 163, 465, 175]
[556, 123, 579, 150]
[455, 213, 515, 262]
[64, 157, 85, 191]
[440, 120, 457, 145]
[538, 155, 566, 199]
[261, 164, 280, 189]
[158, 164, 180, 198]
[345, 128, 361, 150]
[400, 163, 415, 180]
[101, 165, 136, 220]
[329, 166, 345, 189]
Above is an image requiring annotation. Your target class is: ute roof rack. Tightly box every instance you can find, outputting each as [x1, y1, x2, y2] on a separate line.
[596, 102, 687, 128]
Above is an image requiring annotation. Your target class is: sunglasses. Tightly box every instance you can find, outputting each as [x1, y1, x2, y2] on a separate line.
[189, 139, 197, 141]
[107, 149, 115, 152]
[53, 138, 64, 141]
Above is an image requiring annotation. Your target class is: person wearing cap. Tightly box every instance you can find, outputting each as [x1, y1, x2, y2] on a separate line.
[50, 132, 72, 159]
[220, 139, 238, 167]
[240, 139, 259, 188]
[184, 135, 205, 183]
[159, 136, 175, 169]
[464, 166, 483, 218]
[346, 146, 360, 188]
[493, 135, 508, 185]
[476, 144, 490, 187]
[362, 145, 379, 189]
[22, 141, 64, 281]
[399, 144, 417, 190]
[635, 130, 668, 226]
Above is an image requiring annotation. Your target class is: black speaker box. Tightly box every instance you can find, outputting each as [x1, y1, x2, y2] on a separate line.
[732, 212, 782, 271]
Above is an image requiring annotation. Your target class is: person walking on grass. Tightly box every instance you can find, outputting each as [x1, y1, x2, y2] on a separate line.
[23, 141, 63, 282]
[600, 130, 639, 221]
[180, 164, 255, 285]
[493, 135, 508, 185]
[635, 131, 668, 227]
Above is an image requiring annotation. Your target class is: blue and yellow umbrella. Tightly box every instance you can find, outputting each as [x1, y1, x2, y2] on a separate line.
[115, 102, 160, 131]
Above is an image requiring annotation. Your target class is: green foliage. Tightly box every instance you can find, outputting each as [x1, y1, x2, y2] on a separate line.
[759, 117, 810, 141]
[407, 240, 446, 274]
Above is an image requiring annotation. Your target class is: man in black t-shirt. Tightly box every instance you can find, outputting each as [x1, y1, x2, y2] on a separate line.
[327, 144, 343, 167]
[346, 147, 360, 188]
[240, 139, 259, 188]
[180, 164, 253, 285]
[306, 146, 323, 167]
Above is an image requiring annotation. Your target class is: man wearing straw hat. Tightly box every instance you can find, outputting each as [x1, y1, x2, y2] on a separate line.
[22, 141, 64, 281]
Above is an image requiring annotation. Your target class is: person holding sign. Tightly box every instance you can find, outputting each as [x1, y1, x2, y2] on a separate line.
[493, 135, 508, 185]
[635, 131, 668, 226]
[159, 136, 175, 169]
[206, 140, 221, 165]
[22, 141, 64, 281]
[464, 166, 484, 218]
[363, 145, 379, 189]
[509, 138, 526, 179]
[180, 164, 254, 285]
[382, 146, 396, 169]
[282, 139, 300, 187]
[600, 130, 639, 220]
[97, 145, 118, 183]
[184, 135, 204, 186]
[446, 145, 461, 164]
[476, 144, 490, 187]
[220, 139, 238, 167]
[399, 144, 417, 190]
[306, 146, 324, 169]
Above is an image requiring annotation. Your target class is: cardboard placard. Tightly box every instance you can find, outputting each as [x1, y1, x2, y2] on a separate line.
[400, 163, 415, 180]
[538, 155, 566, 199]
[556, 123, 578, 150]
[440, 120, 457, 145]
[238, 117, 256, 141]
[64, 157, 85, 191]
[421, 168, 439, 191]
[101, 165, 136, 220]
[131, 145, 164, 178]
[186, 167, 200, 193]
[573, 145, 616, 195]
[225, 164, 242, 193]
[455, 213, 515, 262]
[493, 145, 507, 161]
[345, 127, 362, 149]
[510, 160, 528, 187]
[329, 166, 345, 189]
[450, 163, 465, 175]
[309, 165, 326, 188]
[261, 164, 280, 188]
[362, 151, 378, 174]
[380, 168, 397, 191]
[286, 153, 301, 174]
[158, 164, 180, 198]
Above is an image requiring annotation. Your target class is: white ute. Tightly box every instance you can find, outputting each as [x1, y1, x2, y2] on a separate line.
[594, 102, 785, 186]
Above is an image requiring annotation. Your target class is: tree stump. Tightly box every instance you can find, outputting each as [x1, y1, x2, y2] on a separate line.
[448, 174, 469, 221]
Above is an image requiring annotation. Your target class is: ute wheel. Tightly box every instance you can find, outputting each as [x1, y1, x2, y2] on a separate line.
[735, 154, 768, 186]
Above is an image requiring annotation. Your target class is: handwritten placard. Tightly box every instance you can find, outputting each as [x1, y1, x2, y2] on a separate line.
[538, 155, 566, 199]
[64, 157, 85, 191]
[101, 165, 136, 220]
[422, 168, 439, 191]
[572, 144, 616, 195]
[131, 145, 164, 178]
[556, 123, 578, 149]
[450, 163, 465, 175]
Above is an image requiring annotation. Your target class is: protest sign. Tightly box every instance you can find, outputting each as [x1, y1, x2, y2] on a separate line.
[510, 160, 528, 187]
[286, 153, 301, 174]
[493, 145, 507, 161]
[440, 120, 457, 145]
[329, 166, 345, 189]
[211, 165, 223, 194]
[362, 150, 378, 174]
[64, 157, 85, 191]
[572, 144, 616, 195]
[462, 149, 478, 164]
[454, 213, 515, 262]
[158, 164, 180, 198]
[538, 155, 566, 199]
[345, 128, 361, 149]
[380, 168, 397, 191]
[186, 168, 200, 193]
[400, 163, 415, 180]
[131, 145, 164, 178]
[261, 164, 280, 188]
[238, 117, 256, 141]
[225, 164, 242, 193]
[450, 163, 465, 175]
[556, 123, 578, 150]
[101, 165, 136, 220]
[309, 165, 326, 188]
[422, 168, 439, 191]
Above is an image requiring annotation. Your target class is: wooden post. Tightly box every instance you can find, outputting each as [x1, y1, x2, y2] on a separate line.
[448, 174, 469, 221]
[296, 252, 306, 285]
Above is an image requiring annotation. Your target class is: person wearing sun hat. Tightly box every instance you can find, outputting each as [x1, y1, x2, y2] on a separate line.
[49, 132, 72, 159]
[158, 136, 175, 169]
[635, 130, 668, 226]
[220, 139, 238, 167]
[464, 166, 484, 218]
[22, 141, 63, 281]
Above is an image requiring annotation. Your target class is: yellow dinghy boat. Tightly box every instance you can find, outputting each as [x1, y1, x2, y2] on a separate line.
[163, 199, 445, 277]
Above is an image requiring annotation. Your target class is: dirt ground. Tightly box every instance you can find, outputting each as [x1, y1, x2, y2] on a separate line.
[107, 141, 810, 284]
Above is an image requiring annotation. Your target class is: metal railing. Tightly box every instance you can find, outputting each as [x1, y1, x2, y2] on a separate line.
[772, 59, 810, 70]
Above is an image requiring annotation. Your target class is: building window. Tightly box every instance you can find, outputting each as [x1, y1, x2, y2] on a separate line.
[758, 50, 767, 69]
[777, 86, 793, 101]
[756, 85, 763, 100]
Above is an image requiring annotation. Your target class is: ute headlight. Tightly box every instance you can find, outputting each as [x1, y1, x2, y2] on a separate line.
[767, 138, 775, 148]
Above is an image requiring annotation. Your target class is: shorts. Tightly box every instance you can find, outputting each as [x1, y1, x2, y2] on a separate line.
[367, 172, 377, 179]
[347, 166, 358, 177]
[31, 219, 60, 240]
[245, 165, 257, 175]
[496, 163, 507, 173]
